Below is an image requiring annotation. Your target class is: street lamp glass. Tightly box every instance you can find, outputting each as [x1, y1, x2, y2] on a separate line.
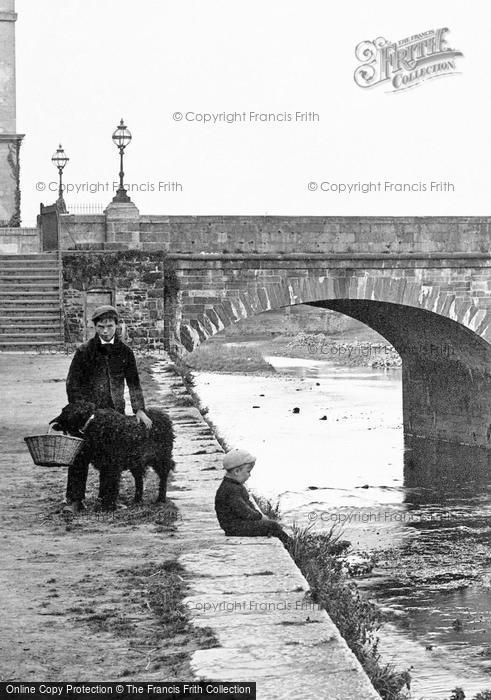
[51, 144, 69, 170]
[112, 119, 132, 149]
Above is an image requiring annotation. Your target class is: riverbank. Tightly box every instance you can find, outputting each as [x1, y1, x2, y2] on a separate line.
[184, 329, 402, 372]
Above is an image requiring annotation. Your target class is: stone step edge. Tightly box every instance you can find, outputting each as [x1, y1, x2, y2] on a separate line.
[0, 341, 64, 347]
[0, 254, 57, 259]
[0, 278, 60, 283]
[0, 313, 61, 316]
[0, 284, 59, 296]
[0, 323, 62, 328]
[0, 269, 60, 274]
[1, 331, 63, 337]
[0, 300, 60, 304]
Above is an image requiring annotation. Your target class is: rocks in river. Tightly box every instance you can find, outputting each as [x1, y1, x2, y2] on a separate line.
[292, 407, 300, 414]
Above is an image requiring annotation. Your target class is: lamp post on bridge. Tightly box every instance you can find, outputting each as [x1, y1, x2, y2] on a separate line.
[51, 144, 69, 213]
[111, 118, 132, 203]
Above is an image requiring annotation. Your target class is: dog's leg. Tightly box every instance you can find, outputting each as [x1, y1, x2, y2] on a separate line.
[99, 463, 121, 511]
[132, 470, 144, 503]
[153, 461, 168, 503]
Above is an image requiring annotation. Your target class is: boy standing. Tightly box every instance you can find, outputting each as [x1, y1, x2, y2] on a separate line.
[63, 305, 152, 513]
[214, 448, 291, 546]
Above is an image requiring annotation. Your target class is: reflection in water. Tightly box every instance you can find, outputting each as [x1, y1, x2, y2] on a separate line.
[193, 356, 491, 698]
[404, 436, 491, 502]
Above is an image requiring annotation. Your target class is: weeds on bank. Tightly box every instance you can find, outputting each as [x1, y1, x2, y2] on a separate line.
[251, 493, 281, 521]
[171, 358, 231, 454]
[285, 523, 411, 700]
[283, 523, 491, 700]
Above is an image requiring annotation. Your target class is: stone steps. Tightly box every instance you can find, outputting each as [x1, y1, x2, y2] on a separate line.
[0, 254, 63, 350]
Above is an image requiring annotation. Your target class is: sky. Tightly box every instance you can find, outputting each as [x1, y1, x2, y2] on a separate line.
[13, 0, 491, 226]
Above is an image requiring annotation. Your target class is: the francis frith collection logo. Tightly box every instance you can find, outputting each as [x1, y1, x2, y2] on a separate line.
[354, 28, 463, 91]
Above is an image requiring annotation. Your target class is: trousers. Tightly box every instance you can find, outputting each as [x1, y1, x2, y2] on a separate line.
[225, 520, 291, 546]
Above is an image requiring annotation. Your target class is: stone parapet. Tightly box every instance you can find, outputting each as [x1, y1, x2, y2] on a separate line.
[0, 227, 40, 254]
[59, 214, 491, 254]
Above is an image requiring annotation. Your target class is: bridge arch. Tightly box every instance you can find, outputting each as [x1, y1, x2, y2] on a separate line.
[174, 267, 491, 448]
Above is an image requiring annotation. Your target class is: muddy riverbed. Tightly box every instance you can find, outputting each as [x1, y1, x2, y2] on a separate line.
[192, 352, 491, 699]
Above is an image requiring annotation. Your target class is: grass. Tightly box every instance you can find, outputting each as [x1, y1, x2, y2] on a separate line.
[184, 343, 276, 374]
[251, 493, 281, 520]
[285, 523, 411, 700]
[78, 559, 218, 677]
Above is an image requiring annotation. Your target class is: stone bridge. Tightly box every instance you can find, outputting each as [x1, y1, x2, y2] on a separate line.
[163, 217, 491, 449]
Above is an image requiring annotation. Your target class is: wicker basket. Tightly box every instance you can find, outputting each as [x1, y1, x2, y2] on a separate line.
[24, 426, 85, 467]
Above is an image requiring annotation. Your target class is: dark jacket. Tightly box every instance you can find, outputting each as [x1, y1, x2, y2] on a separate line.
[215, 476, 262, 533]
[66, 335, 145, 415]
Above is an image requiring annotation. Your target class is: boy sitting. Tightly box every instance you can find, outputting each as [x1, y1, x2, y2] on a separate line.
[215, 448, 291, 546]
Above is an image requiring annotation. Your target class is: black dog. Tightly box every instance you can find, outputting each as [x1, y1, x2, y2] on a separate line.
[51, 401, 174, 510]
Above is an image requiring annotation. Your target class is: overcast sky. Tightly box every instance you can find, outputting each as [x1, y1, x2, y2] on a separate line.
[14, 0, 490, 225]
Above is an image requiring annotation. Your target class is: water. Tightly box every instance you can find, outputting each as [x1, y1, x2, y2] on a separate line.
[193, 354, 491, 699]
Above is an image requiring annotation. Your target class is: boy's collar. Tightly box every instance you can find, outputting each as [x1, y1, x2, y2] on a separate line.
[95, 334, 118, 346]
[224, 474, 242, 484]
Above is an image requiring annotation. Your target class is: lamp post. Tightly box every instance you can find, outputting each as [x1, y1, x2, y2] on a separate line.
[51, 144, 69, 213]
[111, 118, 132, 203]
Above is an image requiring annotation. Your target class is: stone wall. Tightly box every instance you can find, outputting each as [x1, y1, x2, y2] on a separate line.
[62, 251, 173, 347]
[0, 226, 40, 253]
[60, 214, 491, 255]
[59, 214, 105, 249]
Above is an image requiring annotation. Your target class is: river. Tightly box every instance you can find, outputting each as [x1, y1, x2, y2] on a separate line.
[192, 351, 491, 699]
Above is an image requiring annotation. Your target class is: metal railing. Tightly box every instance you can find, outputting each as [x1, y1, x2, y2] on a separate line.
[64, 203, 105, 215]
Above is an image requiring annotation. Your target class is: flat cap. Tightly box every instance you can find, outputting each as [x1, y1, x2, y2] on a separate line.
[91, 305, 119, 322]
[223, 448, 256, 471]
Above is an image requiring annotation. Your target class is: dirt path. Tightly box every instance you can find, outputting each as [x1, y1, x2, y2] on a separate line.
[0, 353, 217, 681]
